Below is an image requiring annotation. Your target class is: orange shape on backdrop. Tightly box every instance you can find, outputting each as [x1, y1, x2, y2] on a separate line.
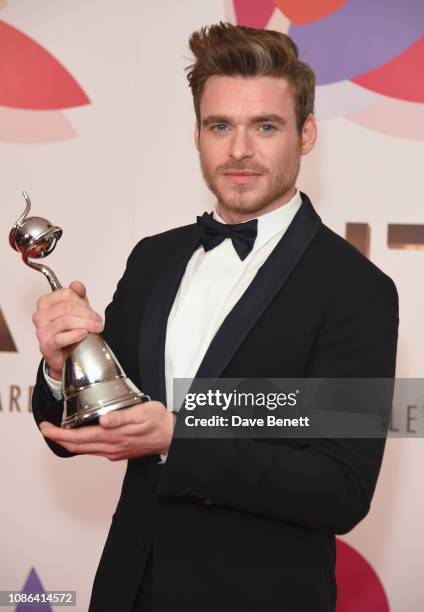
[351, 36, 424, 104]
[274, 0, 347, 25]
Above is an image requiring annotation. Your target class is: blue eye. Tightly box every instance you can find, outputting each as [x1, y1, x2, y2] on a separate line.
[260, 124, 275, 132]
[211, 123, 227, 131]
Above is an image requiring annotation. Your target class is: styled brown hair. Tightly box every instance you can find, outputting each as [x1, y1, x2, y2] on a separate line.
[186, 22, 315, 134]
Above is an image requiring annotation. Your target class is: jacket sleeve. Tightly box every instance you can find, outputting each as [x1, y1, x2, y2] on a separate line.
[32, 357, 74, 457]
[157, 271, 399, 534]
[31, 240, 145, 458]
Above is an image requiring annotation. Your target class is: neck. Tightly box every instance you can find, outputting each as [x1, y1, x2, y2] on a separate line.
[217, 186, 297, 224]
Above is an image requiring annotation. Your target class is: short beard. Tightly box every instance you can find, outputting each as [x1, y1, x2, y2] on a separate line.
[200, 155, 301, 216]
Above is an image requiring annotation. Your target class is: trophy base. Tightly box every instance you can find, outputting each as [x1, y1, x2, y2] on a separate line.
[61, 378, 151, 429]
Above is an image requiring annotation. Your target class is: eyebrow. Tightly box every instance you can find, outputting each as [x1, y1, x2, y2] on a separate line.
[201, 114, 287, 127]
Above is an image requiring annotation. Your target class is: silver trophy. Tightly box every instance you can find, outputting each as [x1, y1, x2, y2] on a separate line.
[9, 191, 150, 428]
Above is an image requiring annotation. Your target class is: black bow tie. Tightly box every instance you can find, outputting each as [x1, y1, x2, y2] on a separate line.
[196, 212, 258, 261]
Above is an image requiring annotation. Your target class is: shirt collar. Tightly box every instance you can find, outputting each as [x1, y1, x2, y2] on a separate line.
[213, 189, 302, 253]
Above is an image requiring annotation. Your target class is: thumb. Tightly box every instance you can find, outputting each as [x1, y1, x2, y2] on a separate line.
[69, 280, 88, 302]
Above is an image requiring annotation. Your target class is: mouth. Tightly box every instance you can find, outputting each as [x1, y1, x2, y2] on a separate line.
[222, 171, 262, 184]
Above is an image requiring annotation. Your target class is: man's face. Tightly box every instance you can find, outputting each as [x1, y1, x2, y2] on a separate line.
[195, 75, 316, 220]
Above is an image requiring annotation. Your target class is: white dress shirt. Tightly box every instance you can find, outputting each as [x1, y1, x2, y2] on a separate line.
[164, 189, 301, 411]
[44, 190, 302, 461]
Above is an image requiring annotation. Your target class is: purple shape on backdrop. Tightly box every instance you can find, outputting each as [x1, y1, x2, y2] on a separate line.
[233, 0, 275, 29]
[288, 0, 424, 85]
[15, 567, 53, 611]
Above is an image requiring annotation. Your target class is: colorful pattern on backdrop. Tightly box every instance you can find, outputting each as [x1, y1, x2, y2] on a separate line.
[231, 0, 424, 139]
[0, 5, 90, 143]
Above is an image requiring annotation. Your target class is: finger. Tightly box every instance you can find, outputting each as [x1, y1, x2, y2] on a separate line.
[36, 287, 88, 311]
[41, 420, 153, 441]
[95, 453, 124, 460]
[99, 401, 164, 428]
[39, 420, 54, 429]
[59, 441, 119, 455]
[34, 302, 102, 328]
[99, 404, 152, 428]
[40, 423, 70, 439]
[42, 329, 88, 356]
[103, 421, 154, 436]
[40, 317, 103, 356]
[69, 280, 86, 299]
[71, 448, 142, 461]
[58, 424, 155, 456]
[40, 421, 60, 432]
[69, 280, 91, 307]
[40, 329, 88, 370]
[49, 314, 104, 336]
[40, 423, 110, 444]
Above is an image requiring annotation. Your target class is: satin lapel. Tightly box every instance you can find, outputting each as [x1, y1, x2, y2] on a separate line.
[195, 192, 322, 379]
[138, 226, 201, 404]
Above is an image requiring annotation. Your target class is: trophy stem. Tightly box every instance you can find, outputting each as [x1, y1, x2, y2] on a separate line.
[22, 253, 63, 291]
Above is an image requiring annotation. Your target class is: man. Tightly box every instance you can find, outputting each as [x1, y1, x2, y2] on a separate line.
[31, 23, 398, 612]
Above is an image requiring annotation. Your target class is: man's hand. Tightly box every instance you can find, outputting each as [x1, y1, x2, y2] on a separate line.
[39, 401, 175, 460]
[32, 280, 104, 380]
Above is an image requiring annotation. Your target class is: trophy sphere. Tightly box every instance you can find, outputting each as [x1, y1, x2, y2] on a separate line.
[9, 216, 62, 259]
[9, 191, 62, 260]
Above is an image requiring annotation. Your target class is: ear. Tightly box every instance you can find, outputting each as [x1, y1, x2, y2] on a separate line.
[194, 121, 200, 151]
[300, 114, 317, 156]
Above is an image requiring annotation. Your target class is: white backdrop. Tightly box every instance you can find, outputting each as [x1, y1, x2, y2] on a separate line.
[0, 2, 423, 611]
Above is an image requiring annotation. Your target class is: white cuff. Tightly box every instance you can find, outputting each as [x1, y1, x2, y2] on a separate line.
[157, 410, 176, 464]
[43, 360, 63, 400]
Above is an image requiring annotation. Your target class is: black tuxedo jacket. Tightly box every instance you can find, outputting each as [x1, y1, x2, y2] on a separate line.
[32, 193, 399, 612]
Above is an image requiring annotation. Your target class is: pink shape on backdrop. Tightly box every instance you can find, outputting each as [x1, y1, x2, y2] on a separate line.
[274, 0, 347, 25]
[315, 80, 384, 121]
[232, 0, 275, 28]
[335, 540, 389, 611]
[0, 107, 76, 143]
[347, 97, 424, 141]
[351, 36, 424, 104]
[0, 20, 90, 110]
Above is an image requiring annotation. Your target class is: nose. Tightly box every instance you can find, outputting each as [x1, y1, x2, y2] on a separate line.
[228, 127, 253, 161]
